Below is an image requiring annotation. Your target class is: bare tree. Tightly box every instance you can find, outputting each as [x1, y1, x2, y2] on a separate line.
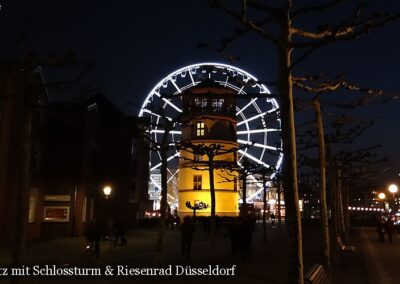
[140, 106, 181, 265]
[205, 1, 399, 281]
[178, 140, 239, 247]
[1, 32, 93, 284]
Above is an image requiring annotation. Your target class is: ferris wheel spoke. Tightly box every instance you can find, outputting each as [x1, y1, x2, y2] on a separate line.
[150, 129, 182, 135]
[236, 98, 257, 116]
[150, 176, 160, 188]
[167, 193, 177, 201]
[167, 169, 179, 183]
[224, 76, 229, 87]
[238, 149, 271, 168]
[142, 109, 173, 121]
[170, 78, 182, 94]
[237, 128, 280, 135]
[237, 108, 278, 126]
[153, 91, 182, 113]
[237, 139, 280, 151]
[150, 152, 180, 171]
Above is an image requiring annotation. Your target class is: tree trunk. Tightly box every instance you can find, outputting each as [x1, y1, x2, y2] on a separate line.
[312, 97, 331, 269]
[343, 185, 350, 241]
[155, 130, 170, 265]
[208, 155, 216, 248]
[277, 182, 282, 234]
[241, 173, 247, 216]
[278, 8, 304, 281]
[337, 168, 345, 237]
[328, 159, 339, 262]
[262, 176, 267, 243]
[12, 71, 33, 284]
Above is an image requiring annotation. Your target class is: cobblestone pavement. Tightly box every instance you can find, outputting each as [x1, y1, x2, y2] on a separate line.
[2, 223, 394, 284]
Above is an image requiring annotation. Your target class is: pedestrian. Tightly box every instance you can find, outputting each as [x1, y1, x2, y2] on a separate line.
[226, 217, 241, 261]
[180, 216, 195, 259]
[270, 213, 276, 226]
[376, 216, 385, 243]
[385, 216, 395, 243]
[239, 216, 254, 260]
[175, 215, 181, 229]
[86, 219, 101, 257]
[112, 220, 127, 247]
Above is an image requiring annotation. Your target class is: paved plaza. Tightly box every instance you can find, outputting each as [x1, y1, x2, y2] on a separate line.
[1, 222, 399, 283]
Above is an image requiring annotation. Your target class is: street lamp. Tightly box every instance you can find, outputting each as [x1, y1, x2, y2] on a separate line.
[388, 184, 398, 209]
[103, 185, 112, 239]
[378, 192, 386, 200]
[378, 192, 386, 212]
[103, 185, 112, 199]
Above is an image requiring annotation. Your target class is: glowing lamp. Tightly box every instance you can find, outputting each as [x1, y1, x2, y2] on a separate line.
[389, 184, 398, 194]
[378, 192, 386, 200]
[103, 186, 112, 198]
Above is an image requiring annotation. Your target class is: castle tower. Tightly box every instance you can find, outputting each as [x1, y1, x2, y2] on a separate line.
[178, 80, 239, 217]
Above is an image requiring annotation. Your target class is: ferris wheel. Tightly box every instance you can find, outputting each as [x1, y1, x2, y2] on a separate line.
[138, 62, 282, 203]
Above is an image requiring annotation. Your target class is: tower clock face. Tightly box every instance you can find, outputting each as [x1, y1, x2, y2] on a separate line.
[139, 63, 282, 204]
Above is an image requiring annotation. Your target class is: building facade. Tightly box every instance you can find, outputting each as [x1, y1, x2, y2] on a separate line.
[41, 95, 150, 238]
[0, 65, 48, 247]
[0, 63, 149, 247]
[178, 81, 239, 217]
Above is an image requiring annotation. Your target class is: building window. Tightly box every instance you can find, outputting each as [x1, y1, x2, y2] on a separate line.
[194, 97, 207, 108]
[193, 174, 202, 190]
[212, 98, 224, 110]
[28, 196, 36, 223]
[194, 154, 202, 162]
[82, 197, 87, 223]
[196, 122, 205, 136]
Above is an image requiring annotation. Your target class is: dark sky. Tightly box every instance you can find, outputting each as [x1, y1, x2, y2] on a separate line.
[1, 0, 399, 186]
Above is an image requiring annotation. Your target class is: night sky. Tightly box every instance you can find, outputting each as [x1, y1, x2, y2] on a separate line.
[1, 0, 399, 186]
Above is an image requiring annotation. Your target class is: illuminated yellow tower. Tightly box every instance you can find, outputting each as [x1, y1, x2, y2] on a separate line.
[178, 80, 239, 217]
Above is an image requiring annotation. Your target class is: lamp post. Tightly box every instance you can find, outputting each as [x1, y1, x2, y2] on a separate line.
[378, 192, 386, 212]
[103, 186, 112, 199]
[388, 184, 398, 211]
[103, 185, 112, 238]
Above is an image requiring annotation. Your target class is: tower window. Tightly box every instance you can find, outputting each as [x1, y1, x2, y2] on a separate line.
[194, 154, 202, 162]
[193, 175, 202, 190]
[196, 122, 205, 136]
[212, 98, 224, 110]
[194, 97, 208, 108]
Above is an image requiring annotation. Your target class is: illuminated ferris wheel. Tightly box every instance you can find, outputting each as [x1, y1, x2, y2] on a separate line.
[138, 63, 282, 203]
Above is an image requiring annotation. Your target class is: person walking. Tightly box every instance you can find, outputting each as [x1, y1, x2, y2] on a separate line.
[270, 213, 276, 226]
[180, 216, 195, 259]
[376, 216, 386, 243]
[385, 216, 395, 243]
[86, 219, 101, 257]
[226, 217, 241, 260]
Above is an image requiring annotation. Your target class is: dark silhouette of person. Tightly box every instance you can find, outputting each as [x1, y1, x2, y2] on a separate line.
[385, 216, 395, 243]
[377, 216, 386, 243]
[86, 219, 101, 257]
[270, 213, 276, 226]
[239, 216, 254, 260]
[112, 220, 127, 246]
[226, 217, 241, 260]
[175, 215, 181, 229]
[180, 216, 195, 259]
